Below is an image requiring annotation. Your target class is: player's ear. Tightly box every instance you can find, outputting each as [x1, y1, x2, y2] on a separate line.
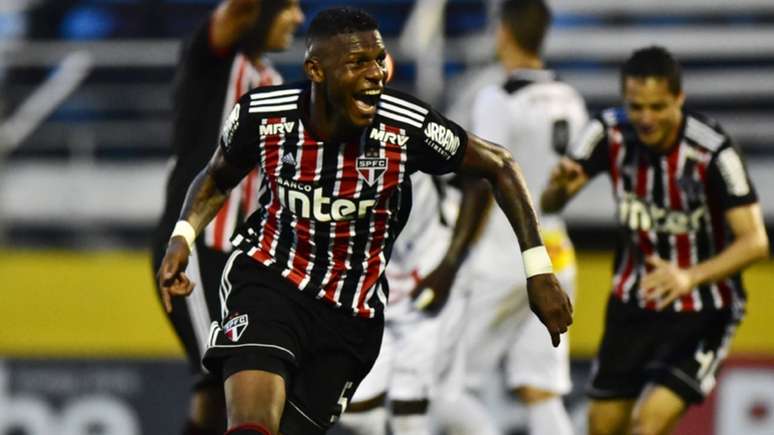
[304, 57, 324, 83]
[675, 91, 686, 108]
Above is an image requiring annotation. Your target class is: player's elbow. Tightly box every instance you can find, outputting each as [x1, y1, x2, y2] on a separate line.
[753, 230, 770, 261]
[491, 152, 519, 188]
[489, 145, 515, 175]
[742, 226, 770, 263]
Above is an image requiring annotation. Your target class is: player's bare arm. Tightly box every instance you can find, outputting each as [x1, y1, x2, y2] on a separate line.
[157, 147, 252, 313]
[412, 177, 493, 313]
[642, 203, 769, 310]
[540, 157, 589, 214]
[459, 133, 573, 346]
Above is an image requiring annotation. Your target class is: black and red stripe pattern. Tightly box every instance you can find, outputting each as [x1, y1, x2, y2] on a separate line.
[204, 56, 282, 252]
[223, 83, 467, 317]
[572, 108, 757, 314]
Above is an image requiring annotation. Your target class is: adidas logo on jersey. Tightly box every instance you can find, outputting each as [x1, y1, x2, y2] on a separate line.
[281, 153, 297, 166]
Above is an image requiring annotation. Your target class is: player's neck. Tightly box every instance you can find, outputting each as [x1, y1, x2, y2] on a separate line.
[500, 49, 543, 72]
[651, 112, 686, 154]
[306, 86, 361, 143]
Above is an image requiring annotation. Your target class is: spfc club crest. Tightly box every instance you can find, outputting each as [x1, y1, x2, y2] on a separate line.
[356, 156, 388, 186]
[223, 314, 249, 342]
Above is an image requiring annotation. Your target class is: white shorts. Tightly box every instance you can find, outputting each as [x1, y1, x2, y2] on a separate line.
[463, 266, 576, 395]
[351, 263, 473, 404]
[388, 284, 469, 401]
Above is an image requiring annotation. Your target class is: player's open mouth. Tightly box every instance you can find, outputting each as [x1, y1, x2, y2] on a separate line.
[353, 89, 381, 116]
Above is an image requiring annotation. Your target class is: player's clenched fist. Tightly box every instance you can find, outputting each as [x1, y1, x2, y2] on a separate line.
[526, 273, 573, 347]
[157, 237, 195, 313]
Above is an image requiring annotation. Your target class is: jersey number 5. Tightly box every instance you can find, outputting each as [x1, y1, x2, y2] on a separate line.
[330, 381, 355, 423]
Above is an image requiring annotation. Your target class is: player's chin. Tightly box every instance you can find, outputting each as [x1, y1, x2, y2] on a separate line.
[350, 113, 376, 127]
[347, 102, 377, 126]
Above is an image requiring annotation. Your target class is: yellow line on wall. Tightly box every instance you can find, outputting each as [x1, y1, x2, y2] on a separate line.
[1, 249, 772, 359]
[0, 249, 184, 358]
[571, 251, 774, 358]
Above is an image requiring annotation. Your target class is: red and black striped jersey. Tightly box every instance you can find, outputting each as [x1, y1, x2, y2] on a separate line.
[570, 108, 758, 314]
[220, 82, 468, 317]
[154, 19, 281, 261]
[202, 54, 280, 252]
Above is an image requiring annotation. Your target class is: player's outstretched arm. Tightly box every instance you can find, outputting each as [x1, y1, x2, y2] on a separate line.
[641, 203, 769, 310]
[157, 147, 252, 313]
[411, 177, 492, 313]
[540, 157, 589, 214]
[458, 133, 573, 346]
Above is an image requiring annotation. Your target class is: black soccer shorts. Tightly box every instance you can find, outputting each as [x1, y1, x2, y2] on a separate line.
[203, 251, 384, 435]
[587, 296, 740, 404]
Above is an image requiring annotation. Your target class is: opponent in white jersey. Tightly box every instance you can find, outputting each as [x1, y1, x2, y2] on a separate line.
[453, 1, 588, 434]
[340, 172, 487, 435]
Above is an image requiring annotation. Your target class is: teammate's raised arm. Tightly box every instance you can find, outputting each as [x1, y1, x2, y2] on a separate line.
[540, 157, 589, 213]
[458, 132, 573, 346]
[210, 0, 303, 55]
[410, 176, 492, 313]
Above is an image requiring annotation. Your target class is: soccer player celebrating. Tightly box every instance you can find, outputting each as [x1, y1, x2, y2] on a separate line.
[151, 1, 303, 434]
[158, 7, 572, 435]
[542, 46, 769, 435]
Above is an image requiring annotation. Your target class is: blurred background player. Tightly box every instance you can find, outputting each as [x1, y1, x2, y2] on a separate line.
[542, 46, 770, 435]
[444, 1, 587, 434]
[340, 171, 489, 435]
[150, 1, 304, 434]
[339, 53, 489, 435]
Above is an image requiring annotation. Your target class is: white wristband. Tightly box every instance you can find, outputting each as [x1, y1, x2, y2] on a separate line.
[523, 246, 553, 278]
[171, 220, 196, 251]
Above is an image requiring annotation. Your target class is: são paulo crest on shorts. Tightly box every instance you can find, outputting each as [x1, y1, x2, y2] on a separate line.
[223, 313, 249, 342]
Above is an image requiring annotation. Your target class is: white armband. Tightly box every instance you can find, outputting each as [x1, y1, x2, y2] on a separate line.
[171, 220, 196, 251]
[522, 246, 553, 278]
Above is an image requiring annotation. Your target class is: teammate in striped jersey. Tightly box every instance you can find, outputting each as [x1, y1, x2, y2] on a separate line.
[150, 1, 303, 434]
[157, 7, 572, 435]
[542, 46, 769, 435]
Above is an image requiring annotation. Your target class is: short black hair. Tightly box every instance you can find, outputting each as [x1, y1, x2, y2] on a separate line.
[620, 46, 682, 94]
[500, 0, 552, 55]
[306, 7, 379, 46]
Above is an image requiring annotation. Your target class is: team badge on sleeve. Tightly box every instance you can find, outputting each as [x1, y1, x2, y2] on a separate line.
[223, 313, 249, 342]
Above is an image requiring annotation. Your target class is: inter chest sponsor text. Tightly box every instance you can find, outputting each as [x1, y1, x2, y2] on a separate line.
[619, 194, 706, 235]
[277, 178, 376, 222]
